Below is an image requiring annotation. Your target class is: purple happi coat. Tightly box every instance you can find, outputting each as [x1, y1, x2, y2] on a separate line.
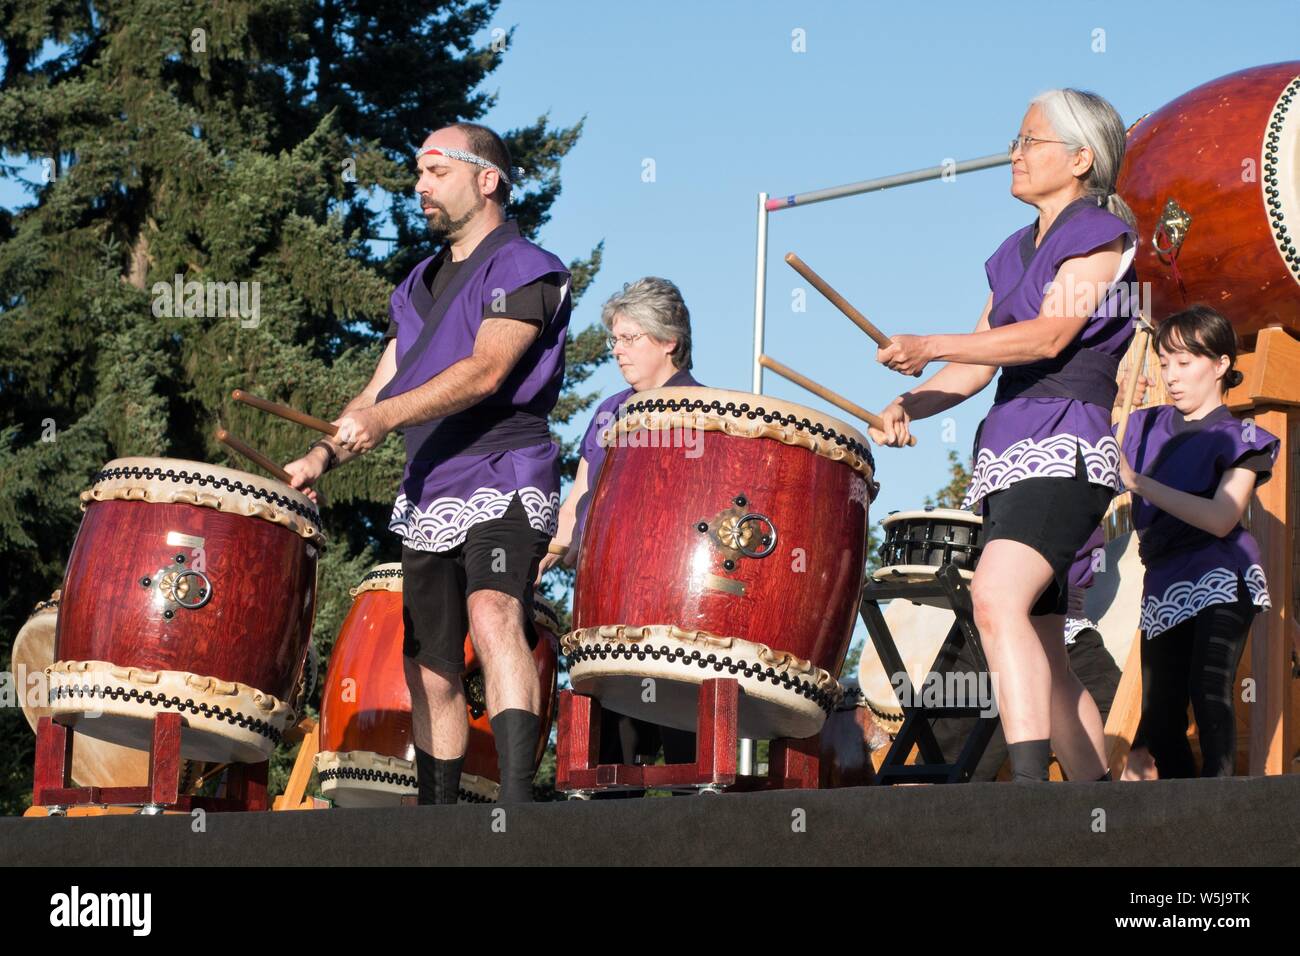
[572, 366, 700, 547]
[379, 221, 571, 552]
[1121, 404, 1278, 638]
[960, 198, 1139, 512]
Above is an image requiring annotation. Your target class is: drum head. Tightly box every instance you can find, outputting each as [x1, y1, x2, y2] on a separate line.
[854, 601, 953, 735]
[881, 508, 982, 527]
[1081, 531, 1142, 670]
[565, 626, 837, 740]
[84, 456, 324, 544]
[10, 600, 152, 787]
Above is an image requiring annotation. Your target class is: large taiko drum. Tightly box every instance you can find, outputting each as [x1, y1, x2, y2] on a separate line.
[314, 564, 560, 806]
[1118, 61, 1300, 339]
[46, 458, 323, 763]
[566, 387, 878, 740]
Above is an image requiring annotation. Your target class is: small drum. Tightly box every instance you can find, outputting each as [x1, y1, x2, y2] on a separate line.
[315, 564, 560, 807]
[567, 387, 878, 740]
[47, 458, 323, 763]
[1119, 61, 1300, 341]
[855, 601, 952, 739]
[873, 508, 983, 607]
[819, 678, 890, 788]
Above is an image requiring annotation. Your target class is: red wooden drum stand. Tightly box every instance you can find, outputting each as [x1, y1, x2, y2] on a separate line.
[32, 714, 268, 813]
[314, 564, 560, 806]
[555, 681, 822, 796]
[11, 593, 154, 788]
[566, 387, 878, 742]
[46, 458, 323, 765]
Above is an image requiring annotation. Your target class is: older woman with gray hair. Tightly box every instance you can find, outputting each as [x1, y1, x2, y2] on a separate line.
[541, 275, 699, 573]
[870, 88, 1139, 784]
[539, 275, 700, 782]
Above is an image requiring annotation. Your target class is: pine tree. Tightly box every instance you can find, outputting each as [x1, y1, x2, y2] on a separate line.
[0, 1, 605, 813]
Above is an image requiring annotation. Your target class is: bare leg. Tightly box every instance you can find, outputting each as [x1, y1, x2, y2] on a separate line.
[403, 657, 468, 759]
[1034, 615, 1107, 780]
[971, 539, 1057, 746]
[468, 589, 540, 803]
[468, 589, 540, 717]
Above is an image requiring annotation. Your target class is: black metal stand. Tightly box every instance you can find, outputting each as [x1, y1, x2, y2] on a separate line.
[859, 563, 1000, 784]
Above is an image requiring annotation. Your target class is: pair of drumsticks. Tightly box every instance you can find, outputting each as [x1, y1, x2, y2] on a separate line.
[772, 252, 1152, 449]
[215, 389, 338, 488]
[765, 253, 916, 446]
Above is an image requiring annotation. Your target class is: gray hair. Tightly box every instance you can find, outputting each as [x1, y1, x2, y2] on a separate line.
[600, 276, 693, 369]
[1030, 88, 1137, 229]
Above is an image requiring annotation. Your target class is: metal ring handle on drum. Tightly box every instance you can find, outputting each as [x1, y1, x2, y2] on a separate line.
[734, 513, 778, 559]
[171, 568, 213, 609]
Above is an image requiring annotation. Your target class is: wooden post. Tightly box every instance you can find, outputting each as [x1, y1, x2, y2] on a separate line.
[1226, 327, 1300, 775]
[1246, 406, 1291, 774]
[1104, 631, 1145, 774]
[272, 718, 320, 811]
[695, 678, 738, 783]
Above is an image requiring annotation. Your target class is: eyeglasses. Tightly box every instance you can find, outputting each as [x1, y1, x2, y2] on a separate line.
[606, 332, 649, 349]
[1008, 135, 1075, 157]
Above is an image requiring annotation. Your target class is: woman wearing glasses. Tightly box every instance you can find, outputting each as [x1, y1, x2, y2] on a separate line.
[870, 89, 1139, 783]
[539, 276, 700, 780]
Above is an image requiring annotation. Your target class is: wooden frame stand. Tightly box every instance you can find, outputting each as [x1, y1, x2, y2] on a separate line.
[32, 713, 268, 813]
[555, 677, 821, 796]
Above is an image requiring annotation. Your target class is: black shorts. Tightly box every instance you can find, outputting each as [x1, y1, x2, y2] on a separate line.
[980, 449, 1113, 617]
[401, 493, 549, 672]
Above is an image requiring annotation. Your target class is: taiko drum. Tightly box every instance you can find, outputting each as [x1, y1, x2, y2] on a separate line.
[315, 564, 560, 806]
[567, 387, 878, 740]
[48, 458, 322, 763]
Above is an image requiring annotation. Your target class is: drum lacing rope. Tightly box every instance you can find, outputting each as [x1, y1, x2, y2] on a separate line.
[619, 397, 876, 472]
[318, 765, 416, 789]
[90, 465, 321, 526]
[47, 683, 283, 745]
[564, 641, 841, 715]
[1265, 78, 1300, 281]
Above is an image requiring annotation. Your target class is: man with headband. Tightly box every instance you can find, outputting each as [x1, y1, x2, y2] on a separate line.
[283, 122, 571, 804]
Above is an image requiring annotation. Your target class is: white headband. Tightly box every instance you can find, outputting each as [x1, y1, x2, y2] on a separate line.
[416, 145, 516, 186]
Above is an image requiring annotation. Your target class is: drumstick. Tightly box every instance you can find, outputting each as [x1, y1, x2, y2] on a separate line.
[231, 389, 338, 437]
[784, 252, 892, 349]
[1114, 317, 1155, 448]
[215, 428, 293, 484]
[759, 354, 918, 447]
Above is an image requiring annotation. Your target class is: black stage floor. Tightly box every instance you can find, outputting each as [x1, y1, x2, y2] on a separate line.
[5, 775, 1299, 867]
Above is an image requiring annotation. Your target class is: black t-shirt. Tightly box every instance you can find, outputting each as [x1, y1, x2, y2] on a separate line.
[384, 253, 565, 340]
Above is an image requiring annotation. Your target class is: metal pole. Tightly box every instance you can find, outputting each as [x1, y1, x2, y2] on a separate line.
[751, 191, 769, 394]
[765, 152, 1009, 212]
[739, 739, 755, 778]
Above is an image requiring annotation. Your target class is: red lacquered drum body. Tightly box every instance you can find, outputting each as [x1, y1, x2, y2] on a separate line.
[567, 387, 878, 739]
[48, 458, 323, 763]
[1117, 61, 1300, 340]
[315, 564, 560, 806]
